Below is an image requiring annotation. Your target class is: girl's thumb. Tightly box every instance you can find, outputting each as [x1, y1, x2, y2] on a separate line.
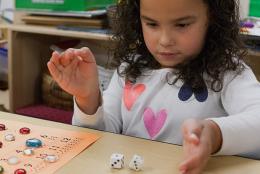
[75, 47, 96, 63]
[182, 119, 204, 145]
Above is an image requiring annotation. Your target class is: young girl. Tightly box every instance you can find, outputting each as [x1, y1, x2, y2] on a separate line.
[47, 0, 260, 173]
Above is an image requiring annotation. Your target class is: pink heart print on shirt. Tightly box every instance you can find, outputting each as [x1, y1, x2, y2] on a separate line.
[143, 108, 167, 139]
[123, 82, 146, 110]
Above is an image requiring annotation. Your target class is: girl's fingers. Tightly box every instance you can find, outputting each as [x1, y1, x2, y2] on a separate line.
[183, 132, 199, 146]
[60, 48, 74, 67]
[52, 48, 95, 69]
[179, 154, 202, 174]
[48, 51, 64, 82]
[50, 51, 61, 64]
[66, 55, 79, 73]
[180, 156, 197, 170]
[189, 133, 199, 144]
[179, 162, 187, 174]
[50, 51, 65, 72]
[179, 160, 204, 174]
[47, 61, 61, 82]
[180, 167, 202, 174]
[180, 120, 212, 174]
[74, 47, 96, 63]
[182, 119, 203, 145]
[180, 120, 204, 173]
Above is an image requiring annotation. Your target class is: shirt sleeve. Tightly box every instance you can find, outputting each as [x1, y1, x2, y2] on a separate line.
[209, 66, 260, 158]
[72, 70, 124, 134]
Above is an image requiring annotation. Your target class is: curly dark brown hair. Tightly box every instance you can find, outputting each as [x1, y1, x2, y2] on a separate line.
[110, 0, 247, 92]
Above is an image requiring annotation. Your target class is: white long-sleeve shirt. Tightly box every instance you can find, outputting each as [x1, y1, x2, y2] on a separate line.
[73, 66, 260, 159]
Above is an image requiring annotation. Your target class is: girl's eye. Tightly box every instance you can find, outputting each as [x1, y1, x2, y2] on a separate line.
[176, 23, 190, 28]
[146, 23, 158, 27]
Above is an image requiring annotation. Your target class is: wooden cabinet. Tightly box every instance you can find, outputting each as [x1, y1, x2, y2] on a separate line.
[7, 24, 112, 112]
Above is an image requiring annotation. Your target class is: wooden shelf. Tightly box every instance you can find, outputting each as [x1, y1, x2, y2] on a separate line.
[0, 39, 7, 44]
[248, 49, 260, 57]
[6, 24, 112, 112]
[0, 20, 11, 29]
[8, 24, 111, 41]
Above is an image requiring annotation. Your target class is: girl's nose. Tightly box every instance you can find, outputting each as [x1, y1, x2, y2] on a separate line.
[159, 30, 175, 47]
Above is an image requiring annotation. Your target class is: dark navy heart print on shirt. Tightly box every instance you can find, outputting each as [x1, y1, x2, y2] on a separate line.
[178, 83, 208, 102]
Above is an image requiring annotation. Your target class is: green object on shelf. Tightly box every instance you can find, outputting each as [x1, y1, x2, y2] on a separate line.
[249, 0, 260, 17]
[15, 0, 116, 12]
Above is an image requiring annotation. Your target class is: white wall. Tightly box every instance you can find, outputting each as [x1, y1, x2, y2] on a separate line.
[239, 0, 250, 19]
[0, 0, 14, 11]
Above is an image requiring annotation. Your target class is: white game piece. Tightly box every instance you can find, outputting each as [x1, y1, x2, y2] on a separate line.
[5, 133, 15, 141]
[129, 154, 144, 171]
[110, 153, 124, 169]
[44, 155, 59, 163]
[23, 148, 34, 156]
[8, 156, 20, 165]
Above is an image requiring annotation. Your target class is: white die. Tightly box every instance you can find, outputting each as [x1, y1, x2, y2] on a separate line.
[110, 153, 124, 169]
[129, 154, 144, 171]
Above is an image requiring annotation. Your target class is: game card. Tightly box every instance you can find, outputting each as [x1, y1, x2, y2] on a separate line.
[0, 119, 101, 174]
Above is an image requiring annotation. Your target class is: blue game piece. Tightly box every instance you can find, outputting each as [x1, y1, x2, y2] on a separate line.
[26, 138, 42, 148]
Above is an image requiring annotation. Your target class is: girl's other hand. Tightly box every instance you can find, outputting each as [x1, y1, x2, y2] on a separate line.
[179, 119, 222, 174]
[47, 47, 100, 113]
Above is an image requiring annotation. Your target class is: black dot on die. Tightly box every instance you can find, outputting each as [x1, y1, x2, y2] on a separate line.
[117, 159, 120, 162]
[114, 162, 117, 165]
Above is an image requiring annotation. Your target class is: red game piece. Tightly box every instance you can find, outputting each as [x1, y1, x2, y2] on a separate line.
[0, 124, 5, 131]
[19, 127, 30, 134]
[0, 141, 2, 148]
[14, 168, 26, 174]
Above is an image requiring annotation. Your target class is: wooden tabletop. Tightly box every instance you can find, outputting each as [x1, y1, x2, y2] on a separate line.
[1, 111, 260, 174]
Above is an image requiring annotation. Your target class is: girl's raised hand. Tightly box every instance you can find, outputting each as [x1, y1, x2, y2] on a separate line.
[179, 119, 221, 174]
[47, 47, 99, 103]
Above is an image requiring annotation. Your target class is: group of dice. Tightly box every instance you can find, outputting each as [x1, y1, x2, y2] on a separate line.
[110, 153, 144, 171]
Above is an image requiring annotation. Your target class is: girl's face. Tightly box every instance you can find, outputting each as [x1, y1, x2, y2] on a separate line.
[140, 0, 209, 68]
